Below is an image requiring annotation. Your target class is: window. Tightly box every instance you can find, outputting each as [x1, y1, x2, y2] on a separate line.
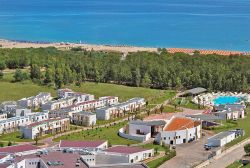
[164, 137, 166, 140]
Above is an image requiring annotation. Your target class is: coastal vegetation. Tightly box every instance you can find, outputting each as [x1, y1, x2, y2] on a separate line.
[0, 47, 249, 92]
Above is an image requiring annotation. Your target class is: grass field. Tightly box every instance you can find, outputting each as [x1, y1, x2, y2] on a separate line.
[53, 121, 138, 145]
[227, 161, 243, 168]
[146, 150, 176, 168]
[0, 131, 33, 142]
[69, 82, 175, 102]
[0, 81, 56, 103]
[0, 75, 175, 104]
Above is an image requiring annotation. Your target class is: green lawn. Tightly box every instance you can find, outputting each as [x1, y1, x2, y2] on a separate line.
[171, 97, 204, 110]
[0, 77, 175, 104]
[53, 121, 138, 145]
[0, 131, 33, 142]
[140, 143, 168, 152]
[0, 81, 56, 103]
[69, 82, 175, 102]
[146, 150, 176, 168]
[227, 161, 243, 168]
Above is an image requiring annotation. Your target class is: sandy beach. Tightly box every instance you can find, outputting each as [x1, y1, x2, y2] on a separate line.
[0, 39, 249, 56]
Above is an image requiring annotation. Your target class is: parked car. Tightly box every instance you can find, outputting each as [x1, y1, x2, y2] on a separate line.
[204, 144, 213, 150]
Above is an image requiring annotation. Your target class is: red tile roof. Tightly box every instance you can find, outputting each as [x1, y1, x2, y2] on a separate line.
[0, 144, 39, 153]
[164, 117, 200, 131]
[0, 155, 7, 159]
[0, 164, 10, 168]
[27, 118, 65, 128]
[105, 146, 149, 154]
[59, 140, 106, 148]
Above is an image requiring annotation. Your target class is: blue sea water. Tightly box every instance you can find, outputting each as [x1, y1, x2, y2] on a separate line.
[0, 0, 250, 51]
[214, 96, 240, 105]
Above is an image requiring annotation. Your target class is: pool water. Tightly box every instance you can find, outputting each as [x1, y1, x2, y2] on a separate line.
[213, 96, 240, 105]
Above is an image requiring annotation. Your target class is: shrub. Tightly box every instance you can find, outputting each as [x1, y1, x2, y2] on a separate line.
[244, 143, 250, 154]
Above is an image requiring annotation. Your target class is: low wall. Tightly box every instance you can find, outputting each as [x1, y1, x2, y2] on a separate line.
[118, 127, 150, 142]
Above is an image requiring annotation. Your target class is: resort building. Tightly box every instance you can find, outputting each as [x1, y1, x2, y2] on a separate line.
[155, 117, 201, 145]
[41, 96, 77, 111]
[0, 116, 31, 134]
[71, 96, 119, 112]
[0, 101, 17, 113]
[71, 111, 96, 127]
[104, 146, 154, 163]
[0, 112, 49, 135]
[213, 109, 245, 120]
[20, 118, 70, 139]
[59, 140, 108, 150]
[1, 148, 149, 168]
[207, 131, 236, 147]
[8, 105, 32, 117]
[119, 120, 166, 142]
[214, 104, 246, 112]
[58, 88, 95, 102]
[0, 113, 7, 121]
[18, 92, 52, 109]
[49, 107, 77, 118]
[96, 98, 145, 120]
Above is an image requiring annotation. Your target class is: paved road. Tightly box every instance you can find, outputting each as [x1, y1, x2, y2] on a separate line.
[206, 147, 244, 168]
[159, 131, 213, 168]
[205, 138, 250, 168]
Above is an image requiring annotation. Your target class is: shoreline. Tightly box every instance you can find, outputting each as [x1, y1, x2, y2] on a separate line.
[0, 39, 249, 56]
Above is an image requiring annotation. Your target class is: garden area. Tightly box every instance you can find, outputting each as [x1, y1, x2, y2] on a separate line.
[53, 121, 138, 145]
[171, 97, 205, 110]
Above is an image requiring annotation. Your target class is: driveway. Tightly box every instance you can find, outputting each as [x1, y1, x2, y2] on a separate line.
[160, 131, 213, 168]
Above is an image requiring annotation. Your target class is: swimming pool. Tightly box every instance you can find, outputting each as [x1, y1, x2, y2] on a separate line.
[213, 96, 240, 105]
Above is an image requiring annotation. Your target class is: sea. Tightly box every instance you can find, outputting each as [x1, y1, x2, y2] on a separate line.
[0, 0, 250, 51]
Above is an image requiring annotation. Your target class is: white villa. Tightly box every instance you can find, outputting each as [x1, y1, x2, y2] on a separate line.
[71, 111, 96, 127]
[20, 117, 70, 139]
[41, 96, 76, 111]
[18, 92, 52, 109]
[58, 88, 95, 102]
[96, 98, 145, 120]
[71, 96, 119, 112]
[155, 117, 201, 145]
[0, 112, 49, 134]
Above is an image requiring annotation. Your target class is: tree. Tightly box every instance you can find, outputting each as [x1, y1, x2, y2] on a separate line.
[14, 69, 24, 82]
[30, 64, 41, 79]
[44, 68, 53, 84]
[244, 143, 250, 154]
[7, 141, 12, 146]
[34, 135, 39, 145]
[0, 61, 6, 70]
[132, 68, 141, 87]
[0, 71, 3, 79]
[147, 109, 150, 116]
[55, 68, 63, 88]
[160, 104, 164, 114]
[141, 73, 151, 88]
[154, 147, 159, 154]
